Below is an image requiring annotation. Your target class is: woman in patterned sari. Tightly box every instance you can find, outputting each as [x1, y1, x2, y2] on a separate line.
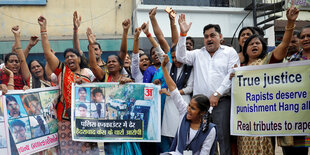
[38, 16, 98, 154]
[237, 4, 299, 155]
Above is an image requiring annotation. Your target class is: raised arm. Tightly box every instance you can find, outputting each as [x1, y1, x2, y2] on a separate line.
[133, 27, 141, 55]
[86, 27, 105, 81]
[23, 36, 39, 58]
[149, 7, 170, 53]
[73, 11, 84, 56]
[11, 26, 31, 82]
[119, 19, 130, 62]
[142, 22, 164, 62]
[141, 22, 159, 49]
[162, 55, 176, 92]
[162, 54, 187, 114]
[176, 14, 194, 66]
[131, 27, 143, 82]
[272, 2, 299, 60]
[45, 49, 56, 80]
[168, 9, 179, 47]
[38, 16, 60, 72]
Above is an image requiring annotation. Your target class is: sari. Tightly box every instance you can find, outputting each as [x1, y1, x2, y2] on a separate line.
[238, 52, 280, 155]
[54, 63, 98, 155]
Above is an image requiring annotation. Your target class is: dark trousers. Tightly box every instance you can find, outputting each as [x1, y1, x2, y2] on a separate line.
[282, 146, 308, 155]
[212, 96, 232, 155]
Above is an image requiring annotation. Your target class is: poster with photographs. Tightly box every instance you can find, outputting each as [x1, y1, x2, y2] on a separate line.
[0, 91, 11, 155]
[72, 83, 161, 142]
[3, 87, 59, 155]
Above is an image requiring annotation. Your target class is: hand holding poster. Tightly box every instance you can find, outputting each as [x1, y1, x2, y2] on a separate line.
[231, 60, 310, 136]
[72, 83, 161, 142]
[3, 87, 59, 155]
[0, 92, 10, 155]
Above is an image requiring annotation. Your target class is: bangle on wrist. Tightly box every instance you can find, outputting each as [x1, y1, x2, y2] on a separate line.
[285, 24, 296, 31]
[73, 28, 78, 32]
[41, 32, 47, 35]
[180, 32, 187, 37]
[147, 32, 151, 38]
[41, 30, 47, 33]
[15, 47, 22, 50]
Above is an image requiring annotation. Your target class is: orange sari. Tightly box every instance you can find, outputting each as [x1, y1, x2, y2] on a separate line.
[54, 64, 90, 120]
[54, 63, 98, 155]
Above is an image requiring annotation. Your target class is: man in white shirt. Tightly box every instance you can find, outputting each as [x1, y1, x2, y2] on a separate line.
[176, 14, 240, 155]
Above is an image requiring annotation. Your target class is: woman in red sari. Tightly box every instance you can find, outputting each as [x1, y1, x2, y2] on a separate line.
[38, 16, 97, 154]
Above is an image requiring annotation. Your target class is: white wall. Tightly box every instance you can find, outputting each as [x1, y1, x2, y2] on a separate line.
[133, 5, 272, 40]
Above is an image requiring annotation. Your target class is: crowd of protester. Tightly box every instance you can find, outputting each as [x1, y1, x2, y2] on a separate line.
[0, 2, 309, 155]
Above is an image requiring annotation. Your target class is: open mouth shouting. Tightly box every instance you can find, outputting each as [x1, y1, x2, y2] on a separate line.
[67, 60, 76, 69]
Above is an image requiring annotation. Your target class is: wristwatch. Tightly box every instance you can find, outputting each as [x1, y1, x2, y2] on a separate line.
[213, 92, 220, 99]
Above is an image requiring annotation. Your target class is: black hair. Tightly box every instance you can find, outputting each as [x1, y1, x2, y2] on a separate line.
[252, 26, 265, 37]
[28, 60, 49, 81]
[36, 115, 46, 134]
[92, 88, 103, 97]
[4, 53, 19, 65]
[87, 42, 101, 50]
[186, 36, 195, 48]
[78, 103, 87, 109]
[96, 103, 102, 118]
[293, 30, 300, 38]
[63, 48, 88, 69]
[203, 24, 221, 34]
[6, 95, 17, 106]
[107, 54, 124, 72]
[242, 34, 267, 65]
[299, 24, 310, 39]
[24, 94, 39, 108]
[78, 87, 87, 93]
[192, 94, 210, 114]
[139, 53, 149, 59]
[238, 27, 255, 52]
[149, 46, 155, 57]
[11, 119, 26, 128]
[192, 94, 212, 132]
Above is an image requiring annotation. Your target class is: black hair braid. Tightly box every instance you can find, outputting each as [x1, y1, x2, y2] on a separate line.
[202, 111, 212, 132]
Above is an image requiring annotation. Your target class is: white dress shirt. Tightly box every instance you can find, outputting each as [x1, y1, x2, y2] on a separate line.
[176, 36, 240, 97]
